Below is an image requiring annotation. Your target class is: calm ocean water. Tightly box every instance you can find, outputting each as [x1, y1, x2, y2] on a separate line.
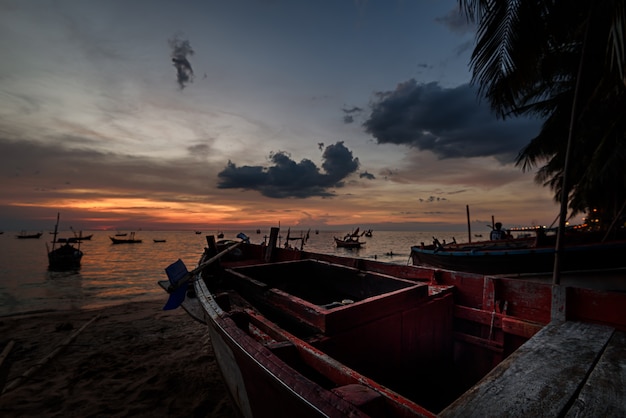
[0, 229, 466, 316]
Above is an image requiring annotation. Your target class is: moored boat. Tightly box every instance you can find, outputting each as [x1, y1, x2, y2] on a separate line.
[159, 227, 626, 417]
[334, 228, 365, 248]
[410, 234, 626, 275]
[333, 236, 364, 248]
[16, 232, 43, 239]
[109, 232, 142, 244]
[47, 213, 83, 271]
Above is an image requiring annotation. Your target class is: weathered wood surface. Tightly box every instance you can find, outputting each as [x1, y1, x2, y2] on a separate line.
[565, 330, 626, 417]
[440, 321, 620, 417]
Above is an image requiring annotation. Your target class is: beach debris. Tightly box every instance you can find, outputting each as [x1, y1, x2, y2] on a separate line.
[0, 340, 15, 392]
[1, 315, 100, 395]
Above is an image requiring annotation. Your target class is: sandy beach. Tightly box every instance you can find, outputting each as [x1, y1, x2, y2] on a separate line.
[0, 299, 236, 417]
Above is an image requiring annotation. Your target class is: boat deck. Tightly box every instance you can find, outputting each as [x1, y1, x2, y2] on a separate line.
[440, 320, 626, 417]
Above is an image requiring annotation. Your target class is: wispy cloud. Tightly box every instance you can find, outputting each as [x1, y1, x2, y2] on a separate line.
[169, 35, 195, 89]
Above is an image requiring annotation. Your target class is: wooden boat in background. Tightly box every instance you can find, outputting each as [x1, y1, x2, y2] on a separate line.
[109, 232, 142, 244]
[334, 227, 365, 248]
[47, 213, 83, 271]
[55, 234, 93, 243]
[410, 233, 626, 275]
[159, 227, 626, 417]
[16, 232, 43, 239]
[333, 236, 364, 248]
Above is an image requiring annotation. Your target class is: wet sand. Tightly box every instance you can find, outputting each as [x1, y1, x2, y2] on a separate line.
[0, 299, 236, 417]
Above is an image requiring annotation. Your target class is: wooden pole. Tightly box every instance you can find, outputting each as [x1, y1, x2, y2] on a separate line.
[265, 227, 279, 262]
[466, 205, 472, 244]
[0, 340, 15, 393]
[168, 242, 242, 292]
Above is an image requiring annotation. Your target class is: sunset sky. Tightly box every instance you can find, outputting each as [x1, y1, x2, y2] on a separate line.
[0, 0, 566, 233]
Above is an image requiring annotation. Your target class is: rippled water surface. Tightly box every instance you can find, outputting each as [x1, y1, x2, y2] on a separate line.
[0, 229, 466, 316]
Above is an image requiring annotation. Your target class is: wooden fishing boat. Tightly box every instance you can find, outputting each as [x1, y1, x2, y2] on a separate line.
[47, 213, 83, 271]
[159, 228, 626, 417]
[16, 232, 43, 239]
[333, 236, 364, 248]
[410, 237, 626, 275]
[334, 228, 365, 248]
[47, 243, 83, 271]
[55, 234, 93, 243]
[109, 232, 142, 244]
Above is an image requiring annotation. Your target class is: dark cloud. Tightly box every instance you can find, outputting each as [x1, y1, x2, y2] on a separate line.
[363, 80, 541, 162]
[359, 171, 375, 180]
[217, 141, 360, 198]
[169, 36, 194, 89]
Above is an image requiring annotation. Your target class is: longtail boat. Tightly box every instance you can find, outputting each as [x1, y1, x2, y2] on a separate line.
[47, 213, 83, 271]
[109, 231, 142, 244]
[159, 227, 626, 417]
[410, 234, 626, 275]
[16, 232, 43, 239]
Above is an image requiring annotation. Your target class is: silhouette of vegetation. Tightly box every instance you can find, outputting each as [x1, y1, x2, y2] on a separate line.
[460, 1, 626, 229]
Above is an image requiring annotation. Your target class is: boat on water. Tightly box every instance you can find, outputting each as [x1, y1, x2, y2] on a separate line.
[47, 213, 82, 271]
[333, 236, 364, 248]
[16, 232, 43, 239]
[153, 239, 167, 243]
[159, 227, 626, 417]
[109, 232, 142, 244]
[410, 228, 626, 275]
[334, 227, 365, 248]
[55, 234, 93, 243]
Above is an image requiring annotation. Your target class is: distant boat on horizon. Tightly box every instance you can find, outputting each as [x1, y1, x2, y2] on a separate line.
[109, 231, 142, 244]
[16, 231, 43, 239]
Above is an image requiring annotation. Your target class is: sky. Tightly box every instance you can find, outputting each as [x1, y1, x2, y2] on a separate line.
[0, 0, 567, 233]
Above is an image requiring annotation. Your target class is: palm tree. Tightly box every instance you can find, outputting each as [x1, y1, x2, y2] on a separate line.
[460, 1, 626, 282]
[459, 0, 626, 227]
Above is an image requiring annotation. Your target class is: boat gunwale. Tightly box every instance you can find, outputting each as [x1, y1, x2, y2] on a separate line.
[194, 258, 437, 417]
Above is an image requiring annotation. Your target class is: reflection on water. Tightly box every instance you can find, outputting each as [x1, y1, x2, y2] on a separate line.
[0, 229, 464, 316]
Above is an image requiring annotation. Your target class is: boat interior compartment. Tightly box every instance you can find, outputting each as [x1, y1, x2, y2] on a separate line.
[217, 259, 461, 412]
[225, 259, 436, 334]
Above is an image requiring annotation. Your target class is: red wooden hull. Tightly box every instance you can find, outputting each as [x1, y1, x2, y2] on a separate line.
[163, 230, 626, 417]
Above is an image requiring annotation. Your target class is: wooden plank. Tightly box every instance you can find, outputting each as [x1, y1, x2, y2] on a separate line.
[566, 331, 626, 417]
[440, 321, 615, 417]
[501, 316, 544, 339]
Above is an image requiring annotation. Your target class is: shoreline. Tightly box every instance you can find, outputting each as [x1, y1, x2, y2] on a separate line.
[0, 299, 236, 417]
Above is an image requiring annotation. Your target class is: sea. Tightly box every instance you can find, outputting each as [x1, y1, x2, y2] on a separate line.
[0, 229, 466, 317]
